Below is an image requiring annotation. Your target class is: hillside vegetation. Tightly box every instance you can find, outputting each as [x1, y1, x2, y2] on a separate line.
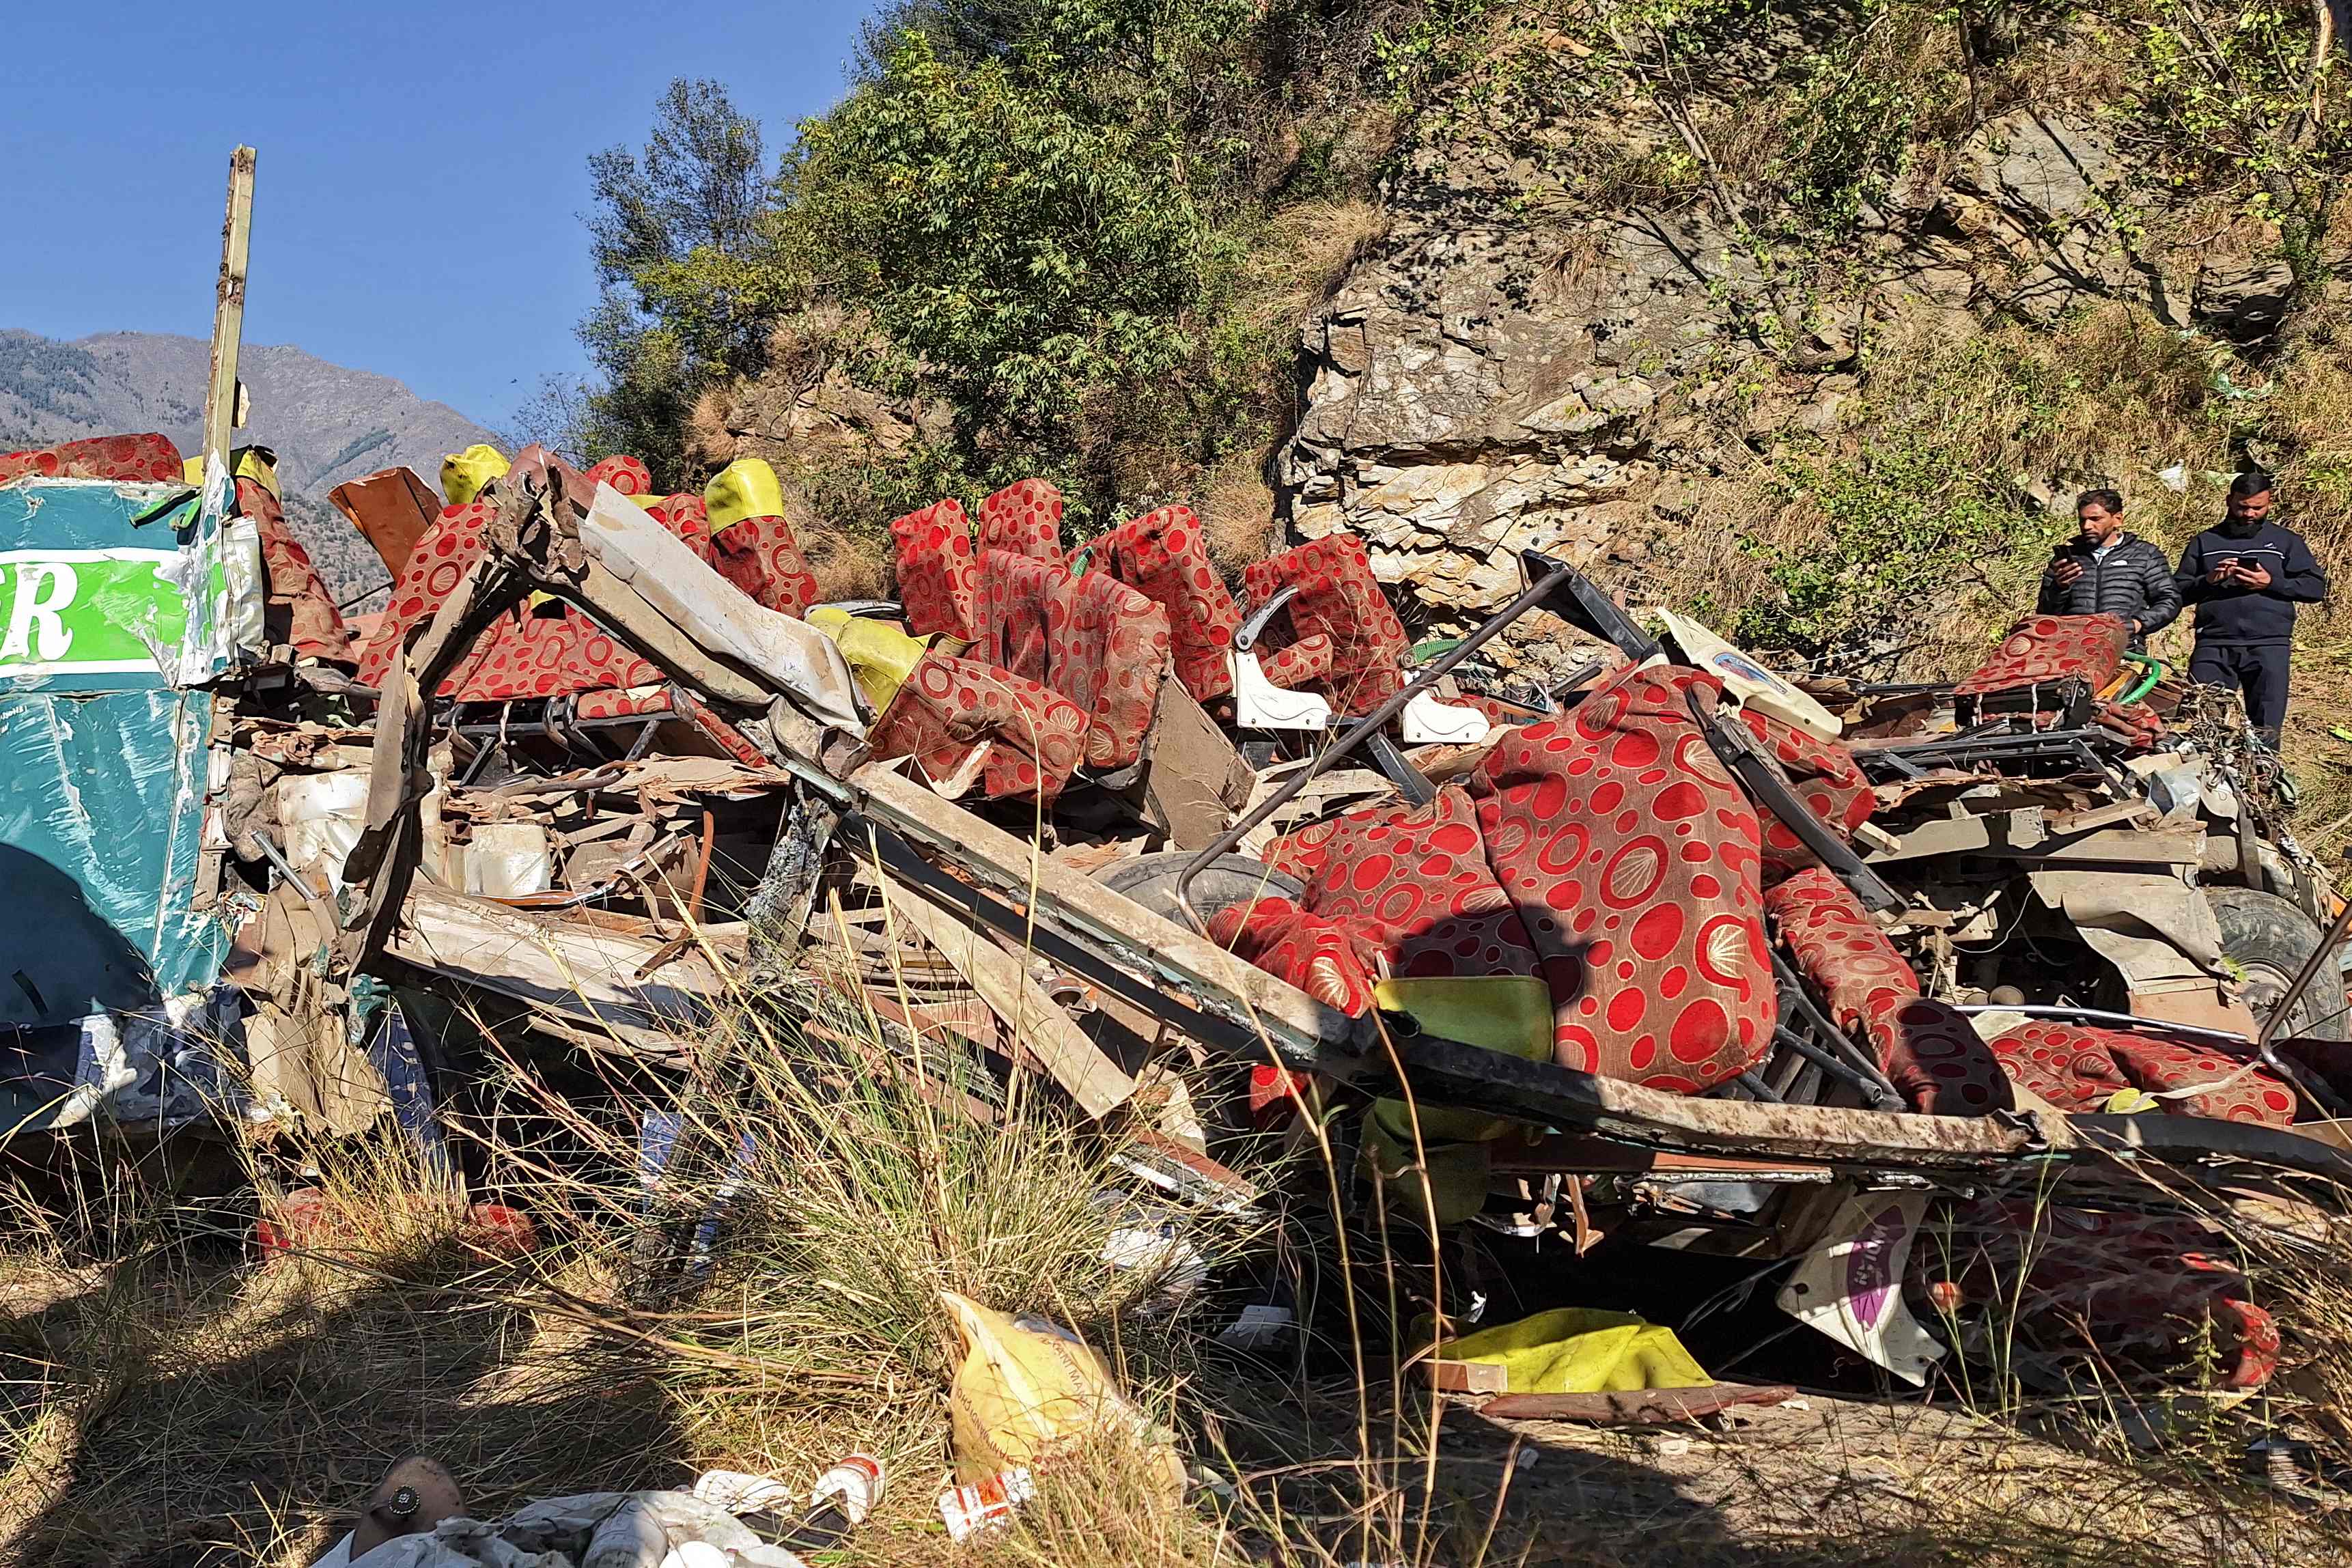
[550, 0, 2352, 844]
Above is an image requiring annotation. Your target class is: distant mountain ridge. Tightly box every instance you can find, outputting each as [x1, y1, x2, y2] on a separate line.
[0, 328, 500, 602]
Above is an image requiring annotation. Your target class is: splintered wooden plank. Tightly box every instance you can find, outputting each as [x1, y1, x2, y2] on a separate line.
[878, 877, 1137, 1119]
[833, 759, 1358, 1059]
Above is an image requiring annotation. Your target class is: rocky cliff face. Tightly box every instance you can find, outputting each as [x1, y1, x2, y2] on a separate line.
[1276, 81, 2324, 638]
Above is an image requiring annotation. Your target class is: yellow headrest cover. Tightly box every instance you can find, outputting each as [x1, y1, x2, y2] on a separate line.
[809, 604, 931, 713]
[182, 449, 281, 498]
[441, 444, 511, 507]
[704, 458, 786, 535]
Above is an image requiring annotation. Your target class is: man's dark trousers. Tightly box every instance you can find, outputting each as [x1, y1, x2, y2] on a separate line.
[2189, 641, 2291, 742]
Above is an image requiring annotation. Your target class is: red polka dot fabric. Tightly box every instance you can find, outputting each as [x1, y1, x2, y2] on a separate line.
[355, 501, 492, 686]
[710, 515, 822, 617]
[2095, 699, 2164, 749]
[0, 433, 182, 485]
[1737, 710, 1876, 879]
[890, 498, 983, 641]
[1954, 614, 2128, 697]
[1264, 786, 1538, 981]
[864, 647, 1089, 804]
[573, 686, 673, 720]
[978, 547, 1062, 686]
[643, 494, 713, 560]
[240, 475, 355, 664]
[1259, 634, 1336, 690]
[979, 478, 1064, 559]
[584, 455, 654, 496]
[1206, 897, 1384, 1016]
[1242, 533, 1412, 714]
[1468, 664, 1776, 1091]
[1915, 1199, 2278, 1388]
[1049, 567, 1171, 770]
[1763, 867, 2012, 1114]
[1083, 505, 1244, 701]
[1985, 1020, 2296, 1125]
[354, 500, 663, 701]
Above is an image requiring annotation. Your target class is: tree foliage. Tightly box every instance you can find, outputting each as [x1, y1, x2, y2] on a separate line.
[572, 0, 1430, 513]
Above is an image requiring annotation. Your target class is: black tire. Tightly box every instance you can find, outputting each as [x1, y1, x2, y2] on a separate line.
[2204, 885, 2351, 1041]
[1095, 850, 1304, 925]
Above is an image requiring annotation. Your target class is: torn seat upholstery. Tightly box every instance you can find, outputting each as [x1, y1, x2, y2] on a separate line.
[1763, 868, 2013, 1114]
[1242, 533, 1412, 715]
[1082, 505, 1332, 703]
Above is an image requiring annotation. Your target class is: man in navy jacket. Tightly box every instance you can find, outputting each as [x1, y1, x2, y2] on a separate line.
[2175, 471, 2329, 746]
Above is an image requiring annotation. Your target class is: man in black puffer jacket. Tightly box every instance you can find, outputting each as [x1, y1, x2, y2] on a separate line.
[2175, 470, 2329, 747]
[2036, 488, 2180, 649]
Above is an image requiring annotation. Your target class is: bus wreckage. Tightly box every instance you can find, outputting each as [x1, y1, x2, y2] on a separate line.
[7, 425, 2351, 1397]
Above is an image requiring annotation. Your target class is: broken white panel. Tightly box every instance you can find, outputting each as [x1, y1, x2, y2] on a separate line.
[1658, 608, 1843, 740]
[1232, 650, 1330, 731]
[1400, 688, 1490, 745]
[580, 484, 865, 736]
[1776, 1190, 1946, 1386]
[460, 822, 554, 898]
[280, 769, 372, 890]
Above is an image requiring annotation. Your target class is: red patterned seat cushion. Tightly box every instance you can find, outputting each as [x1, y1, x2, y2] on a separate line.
[1916, 1201, 2278, 1388]
[1242, 533, 1412, 714]
[1265, 786, 1538, 981]
[354, 500, 662, 699]
[1986, 1020, 2296, 1125]
[0, 433, 182, 484]
[242, 476, 354, 664]
[644, 494, 712, 559]
[977, 548, 1063, 686]
[1085, 505, 1243, 701]
[865, 648, 1089, 804]
[710, 515, 821, 617]
[979, 478, 1064, 559]
[1468, 664, 1775, 1091]
[1206, 897, 1382, 1016]
[1763, 867, 2013, 1114]
[585, 455, 654, 495]
[1048, 568, 1169, 770]
[891, 498, 983, 641]
[356, 501, 493, 685]
[1737, 711, 1876, 880]
[440, 607, 663, 703]
[1955, 614, 2127, 697]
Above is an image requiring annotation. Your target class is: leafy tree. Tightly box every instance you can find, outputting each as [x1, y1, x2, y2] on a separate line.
[778, 30, 1233, 503]
[580, 79, 783, 475]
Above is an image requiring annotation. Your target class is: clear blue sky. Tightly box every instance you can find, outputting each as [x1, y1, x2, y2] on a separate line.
[4, 1, 879, 429]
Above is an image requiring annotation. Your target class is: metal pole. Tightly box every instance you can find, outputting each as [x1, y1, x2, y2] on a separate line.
[1173, 561, 1580, 932]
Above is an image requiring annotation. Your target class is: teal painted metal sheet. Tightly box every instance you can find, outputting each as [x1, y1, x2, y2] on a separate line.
[1, 477, 249, 1029]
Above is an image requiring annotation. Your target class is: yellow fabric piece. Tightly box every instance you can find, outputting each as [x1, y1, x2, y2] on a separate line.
[940, 1291, 1183, 1493]
[184, 450, 282, 497]
[809, 605, 930, 712]
[704, 457, 785, 535]
[1360, 1115, 1492, 1227]
[1440, 1308, 1712, 1394]
[441, 443, 510, 506]
[1372, 975, 1552, 1144]
[234, 448, 280, 498]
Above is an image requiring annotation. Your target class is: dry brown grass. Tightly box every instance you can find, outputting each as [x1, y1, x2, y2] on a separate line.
[1202, 456, 1284, 573]
[10, 972, 2352, 1567]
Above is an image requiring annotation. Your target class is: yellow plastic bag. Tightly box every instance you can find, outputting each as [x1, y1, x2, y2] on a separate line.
[1438, 1308, 1711, 1394]
[704, 457, 786, 535]
[440, 443, 509, 506]
[809, 604, 930, 712]
[940, 1291, 1182, 1492]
